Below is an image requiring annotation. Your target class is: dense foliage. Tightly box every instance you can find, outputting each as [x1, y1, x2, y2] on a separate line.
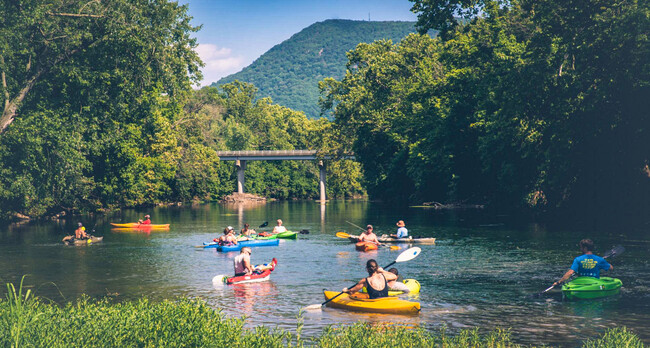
[0, 2, 363, 219]
[215, 20, 420, 118]
[322, 0, 650, 219]
[0, 281, 644, 347]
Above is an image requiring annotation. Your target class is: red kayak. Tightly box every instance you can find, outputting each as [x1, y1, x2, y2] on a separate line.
[213, 258, 278, 285]
[356, 241, 378, 252]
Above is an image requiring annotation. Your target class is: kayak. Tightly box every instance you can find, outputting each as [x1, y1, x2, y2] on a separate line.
[63, 236, 103, 245]
[349, 236, 436, 244]
[562, 276, 622, 300]
[202, 239, 280, 252]
[214, 258, 278, 285]
[323, 290, 420, 315]
[254, 234, 278, 240]
[110, 223, 170, 229]
[356, 241, 378, 252]
[254, 231, 297, 240]
[203, 239, 280, 249]
[276, 231, 298, 239]
[361, 279, 421, 296]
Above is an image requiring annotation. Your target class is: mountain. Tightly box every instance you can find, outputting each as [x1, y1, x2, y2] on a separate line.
[213, 19, 419, 118]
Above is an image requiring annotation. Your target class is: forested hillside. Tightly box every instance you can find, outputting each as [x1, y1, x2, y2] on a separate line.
[214, 19, 419, 118]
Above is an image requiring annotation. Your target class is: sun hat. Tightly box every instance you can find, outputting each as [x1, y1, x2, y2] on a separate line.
[396, 220, 405, 227]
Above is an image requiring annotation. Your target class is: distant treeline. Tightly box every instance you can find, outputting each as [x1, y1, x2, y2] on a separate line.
[321, 0, 650, 219]
[0, 1, 363, 220]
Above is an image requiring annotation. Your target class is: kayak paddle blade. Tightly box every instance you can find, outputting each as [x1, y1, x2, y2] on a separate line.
[259, 221, 269, 228]
[303, 304, 323, 311]
[390, 246, 401, 250]
[336, 232, 350, 239]
[395, 247, 421, 263]
[212, 275, 226, 286]
[529, 284, 555, 299]
[603, 245, 625, 259]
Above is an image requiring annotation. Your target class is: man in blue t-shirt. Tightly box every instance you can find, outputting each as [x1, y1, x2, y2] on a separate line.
[390, 220, 408, 239]
[553, 239, 613, 286]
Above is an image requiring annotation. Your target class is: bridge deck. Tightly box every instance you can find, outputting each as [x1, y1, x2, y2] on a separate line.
[216, 150, 353, 161]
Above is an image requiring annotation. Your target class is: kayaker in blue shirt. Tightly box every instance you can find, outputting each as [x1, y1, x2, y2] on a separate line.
[553, 239, 613, 286]
[390, 220, 408, 239]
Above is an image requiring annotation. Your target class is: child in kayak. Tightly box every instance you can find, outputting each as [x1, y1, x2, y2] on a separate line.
[387, 268, 410, 293]
[553, 239, 613, 286]
[342, 259, 398, 299]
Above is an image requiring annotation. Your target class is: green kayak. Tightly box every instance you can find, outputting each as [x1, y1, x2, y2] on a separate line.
[276, 231, 297, 239]
[254, 231, 297, 240]
[562, 276, 622, 300]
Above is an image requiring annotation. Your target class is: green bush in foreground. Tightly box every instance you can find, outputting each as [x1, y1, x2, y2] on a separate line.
[0, 281, 644, 347]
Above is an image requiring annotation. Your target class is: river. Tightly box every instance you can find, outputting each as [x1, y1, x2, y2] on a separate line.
[1, 201, 648, 346]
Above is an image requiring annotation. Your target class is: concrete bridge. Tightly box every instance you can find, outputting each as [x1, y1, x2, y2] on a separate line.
[216, 150, 354, 202]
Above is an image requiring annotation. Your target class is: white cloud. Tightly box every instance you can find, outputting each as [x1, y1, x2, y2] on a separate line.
[196, 43, 245, 86]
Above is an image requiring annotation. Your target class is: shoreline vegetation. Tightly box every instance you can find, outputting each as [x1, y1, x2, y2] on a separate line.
[0, 280, 643, 347]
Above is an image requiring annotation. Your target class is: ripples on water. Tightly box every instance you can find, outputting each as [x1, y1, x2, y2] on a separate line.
[0, 201, 649, 346]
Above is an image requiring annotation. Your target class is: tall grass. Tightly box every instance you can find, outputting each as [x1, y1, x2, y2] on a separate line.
[0, 279, 644, 347]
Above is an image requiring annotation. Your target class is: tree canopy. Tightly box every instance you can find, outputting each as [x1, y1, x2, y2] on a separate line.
[324, 0, 650, 219]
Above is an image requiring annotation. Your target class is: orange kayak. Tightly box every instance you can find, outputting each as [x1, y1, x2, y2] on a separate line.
[355, 241, 378, 251]
[110, 223, 170, 229]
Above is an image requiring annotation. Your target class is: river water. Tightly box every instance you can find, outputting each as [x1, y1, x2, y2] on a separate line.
[1, 201, 649, 346]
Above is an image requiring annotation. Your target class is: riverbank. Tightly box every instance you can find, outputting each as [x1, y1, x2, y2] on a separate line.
[0, 283, 643, 347]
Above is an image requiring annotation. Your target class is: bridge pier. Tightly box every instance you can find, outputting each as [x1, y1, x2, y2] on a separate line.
[217, 150, 354, 200]
[319, 160, 326, 203]
[236, 160, 246, 193]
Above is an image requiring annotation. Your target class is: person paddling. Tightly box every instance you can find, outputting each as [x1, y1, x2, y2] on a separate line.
[553, 239, 613, 286]
[272, 219, 287, 233]
[390, 220, 408, 239]
[75, 222, 88, 240]
[241, 223, 256, 237]
[358, 225, 381, 245]
[233, 247, 254, 276]
[139, 214, 151, 225]
[342, 259, 398, 299]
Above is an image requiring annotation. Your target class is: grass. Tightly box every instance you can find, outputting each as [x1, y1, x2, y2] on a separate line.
[0, 280, 644, 347]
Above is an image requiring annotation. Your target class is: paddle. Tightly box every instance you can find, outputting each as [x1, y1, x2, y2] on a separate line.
[530, 245, 625, 298]
[259, 221, 269, 228]
[336, 232, 352, 238]
[336, 231, 399, 250]
[345, 221, 365, 231]
[304, 247, 422, 310]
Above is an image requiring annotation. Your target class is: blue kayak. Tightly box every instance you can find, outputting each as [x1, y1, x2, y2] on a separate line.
[203, 239, 280, 251]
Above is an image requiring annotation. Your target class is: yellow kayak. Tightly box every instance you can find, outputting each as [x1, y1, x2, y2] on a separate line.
[362, 279, 421, 296]
[323, 290, 420, 315]
[110, 223, 170, 229]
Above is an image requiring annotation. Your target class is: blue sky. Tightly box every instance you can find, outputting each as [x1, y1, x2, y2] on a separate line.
[180, 0, 418, 86]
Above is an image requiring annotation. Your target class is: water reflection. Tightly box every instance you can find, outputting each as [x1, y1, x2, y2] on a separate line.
[0, 201, 649, 346]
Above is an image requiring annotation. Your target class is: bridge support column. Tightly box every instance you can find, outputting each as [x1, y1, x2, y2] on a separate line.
[236, 160, 246, 193]
[319, 160, 326, 202]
